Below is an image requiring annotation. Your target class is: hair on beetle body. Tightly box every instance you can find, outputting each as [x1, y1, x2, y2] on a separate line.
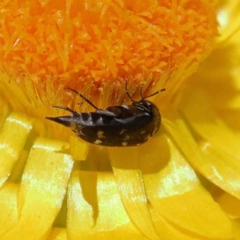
[46, 84, 165, 147]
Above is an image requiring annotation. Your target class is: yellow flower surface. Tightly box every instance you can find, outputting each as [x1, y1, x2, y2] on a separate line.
[0, 0, 240, 240]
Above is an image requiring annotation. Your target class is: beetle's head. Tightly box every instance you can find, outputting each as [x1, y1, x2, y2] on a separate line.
[134, 100, 154, 113]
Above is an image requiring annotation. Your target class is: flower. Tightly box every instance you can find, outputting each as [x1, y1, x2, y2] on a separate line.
[0, 0, 239, 239]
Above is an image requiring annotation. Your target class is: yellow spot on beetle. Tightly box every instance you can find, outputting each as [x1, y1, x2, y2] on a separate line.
[119, 129, 126, 135]
[94, 139, 102, 144]
[97, 130, 105, 139]
[124, 135, 130, 141]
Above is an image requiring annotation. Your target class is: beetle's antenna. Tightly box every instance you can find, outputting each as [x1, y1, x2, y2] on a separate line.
[125, 81, 137, 103]
[144, 88, 166, 99]
[67, 88, 99, 110]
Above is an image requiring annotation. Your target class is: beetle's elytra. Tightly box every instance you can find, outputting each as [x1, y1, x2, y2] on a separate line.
[46, 85, 165, 147]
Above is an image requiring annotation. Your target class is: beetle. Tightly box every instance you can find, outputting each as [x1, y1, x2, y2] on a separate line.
[46, 84, 165, 147]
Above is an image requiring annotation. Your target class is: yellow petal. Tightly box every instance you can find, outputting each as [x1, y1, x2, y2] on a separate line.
[180, 89, 240, 158]
[67, 170, 145, 239]
[47, 228, 68, 240]
[109, 147, 159, 240]
[234, 222, 240, 240]
[0, 183, 18, 237]
[0, 113, 32, 187]
[218, 192, 240, 219]
[178, 89, 240, 199]
[216, 0, 240, 43]
[163, 105, 240, 200]
[69, 136, 89, 161]
[1, 138, 73, 240]
[141, 135, 233, 239]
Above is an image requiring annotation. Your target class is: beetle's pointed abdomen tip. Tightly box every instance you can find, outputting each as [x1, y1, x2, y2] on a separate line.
[45, 116, 72, 128]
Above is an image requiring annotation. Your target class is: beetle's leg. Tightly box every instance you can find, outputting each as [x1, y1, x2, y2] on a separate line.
[67, 88, 99, 110]
[52, 105, 77, 114]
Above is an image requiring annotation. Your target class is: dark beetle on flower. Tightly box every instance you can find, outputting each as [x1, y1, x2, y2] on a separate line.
[46, 85, 165, 147]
